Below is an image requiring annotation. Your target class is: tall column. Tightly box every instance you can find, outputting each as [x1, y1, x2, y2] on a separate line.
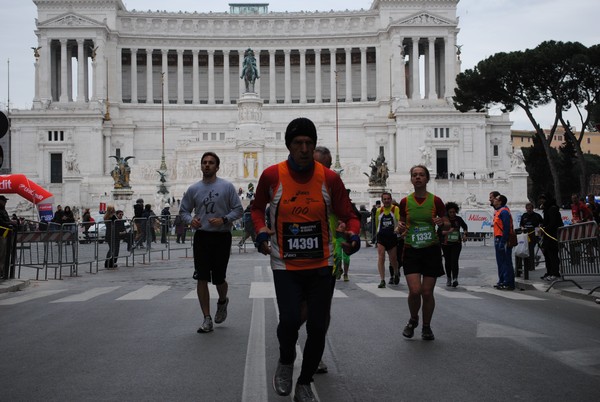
[223, 50, 230, 103]
[83, 45, 89, 101]
[329, 48, 336, 104]
[67, 45, 73, 101]
[269, 49, 276, 103]
[397, 38, 407, 99]
[255, 49, 261, 97]
[427, 37, 437, 99]
[411, 37, 420, 99]
[130, 48, 138, 103]
[345, 47, 352, 102]
[284, 49, 291, 103]
[192, 50, 199, 104]
[34, 58, 40, 102]
[40, 36, 51, 100]
[314, 49, 322, 103]
[360, 47, 367, 102]
[77, 39, 86, 102]
[444, 32, 457, 99]
[161, 49, 169, 104]
[59, 39, 68, 102]
[208, 50, 215, 104]
[375, 46, 382, 101]
[116, 46, 123, 103]
[177, 49, 184, 104]
[146, 49, 153, 103]
[299, 49, 306, 104]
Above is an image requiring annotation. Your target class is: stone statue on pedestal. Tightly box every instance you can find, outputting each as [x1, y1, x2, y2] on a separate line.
[110, 155, 135, 189]
[240, 48, 260, 93]
[364, 148, 388, 187]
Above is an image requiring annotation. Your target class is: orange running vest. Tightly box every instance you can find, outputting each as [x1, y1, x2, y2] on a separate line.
[270, 161, 333, 270]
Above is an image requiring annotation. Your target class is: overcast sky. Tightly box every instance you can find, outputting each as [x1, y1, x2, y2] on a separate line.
[1, 0, 598, 130]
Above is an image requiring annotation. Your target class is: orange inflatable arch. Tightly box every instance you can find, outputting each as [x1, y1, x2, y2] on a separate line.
[0, 174, 53, 204]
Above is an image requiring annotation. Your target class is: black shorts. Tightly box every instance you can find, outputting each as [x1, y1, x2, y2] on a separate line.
[193, 230, 232, 285]
[402, 245, 445, 278]
[377, 232, 398, 251]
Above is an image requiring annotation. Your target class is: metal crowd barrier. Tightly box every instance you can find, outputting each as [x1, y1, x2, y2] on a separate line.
[552, 221, 600, 294]
[15, 221, 78, 280]
[13, 216, 197, 280]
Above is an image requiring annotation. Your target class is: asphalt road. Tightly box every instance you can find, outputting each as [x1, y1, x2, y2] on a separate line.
[1, 242, 599, 401]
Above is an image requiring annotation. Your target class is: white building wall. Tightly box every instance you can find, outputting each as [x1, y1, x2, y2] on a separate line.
[8, 0, 526, 216]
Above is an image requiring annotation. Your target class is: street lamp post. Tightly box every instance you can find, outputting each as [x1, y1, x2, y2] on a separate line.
[333, 70, 343, 174]
[157, 72, 169, 199]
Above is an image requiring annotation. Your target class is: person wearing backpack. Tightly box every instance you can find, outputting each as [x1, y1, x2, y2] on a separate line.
[375, 192, 400, 288]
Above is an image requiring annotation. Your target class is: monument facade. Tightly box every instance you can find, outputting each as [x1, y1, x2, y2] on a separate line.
[10, 0, 526, 213]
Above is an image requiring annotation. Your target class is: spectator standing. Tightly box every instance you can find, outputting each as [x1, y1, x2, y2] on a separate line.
[160, 203, 171, 244]
[251, 118, 360, 401]
[174, 214, 188, 244]
[238, 201, 256, 247]
[518, 202, 543, 274]
[397, 165, 448, 341]
[180, 152, 243, 334]
[359, 205, 372, 247]
[492, 194, 516, 290]
[116, 210, 132, 252]
[133, 198, 145, 248]
[370, 200, 381, 244]
[439, 201, 468, 287]
[571, 193, 592, 223]
[104, 206, 119, 268]
[50, 205, 64, 230]
[143, 204, 158, 247]
[587, 194, 600, 224]
[538, 194, 563, 280]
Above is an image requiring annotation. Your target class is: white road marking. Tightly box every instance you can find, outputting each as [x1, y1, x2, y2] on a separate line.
[183, 290, 217, 299]
[356, 282, 408, 297]
[464, 286, 545, 300]
[0, 289, 67, 305]
[116, 285, 170, 300]
[242, 266, 267, 402]
[434, 287, 481, 299]
[51, 286, 121, 303]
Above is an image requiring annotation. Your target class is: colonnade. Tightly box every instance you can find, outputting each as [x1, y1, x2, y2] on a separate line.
[38, 36, 458, 105]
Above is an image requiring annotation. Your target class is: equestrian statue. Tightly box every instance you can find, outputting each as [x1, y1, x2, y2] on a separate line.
[240, 48, 260, 93]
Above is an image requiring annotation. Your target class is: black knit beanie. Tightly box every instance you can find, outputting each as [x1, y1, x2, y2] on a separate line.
[285, 117, 317, 148]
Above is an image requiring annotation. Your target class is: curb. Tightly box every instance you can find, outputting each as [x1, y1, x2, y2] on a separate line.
[0, 279, 31, 294]
[516, 278, 599, 303]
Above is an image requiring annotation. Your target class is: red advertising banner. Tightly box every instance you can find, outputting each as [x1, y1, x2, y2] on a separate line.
[0, 174, 53, 204]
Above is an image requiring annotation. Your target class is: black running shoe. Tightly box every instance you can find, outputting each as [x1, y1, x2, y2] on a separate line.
[402, 319, 418, 338]
[421, 326, 435, 341]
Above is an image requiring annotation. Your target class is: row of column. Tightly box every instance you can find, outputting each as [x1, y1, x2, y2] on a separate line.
[39, 35, 457, 105]
[119, 47, 374, 105]
[390, 36, 456, 101]
[36, 38, 106, 104]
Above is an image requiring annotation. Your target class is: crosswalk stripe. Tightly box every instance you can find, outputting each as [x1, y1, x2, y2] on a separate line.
[51, 286, 121, 303]
[116, 285, 170, 300]
[463, 286, 545, 300]
[0, 290, 67, 305]
[183, 290, 218, 299]
[356, 283, 408, 297]
[434, 287, 481, 299]
[248, 282, 348, 299]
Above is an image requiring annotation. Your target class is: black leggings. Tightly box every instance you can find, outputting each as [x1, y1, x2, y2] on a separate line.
[441, 243, 462, 279]
[273, 267, 332, 384]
